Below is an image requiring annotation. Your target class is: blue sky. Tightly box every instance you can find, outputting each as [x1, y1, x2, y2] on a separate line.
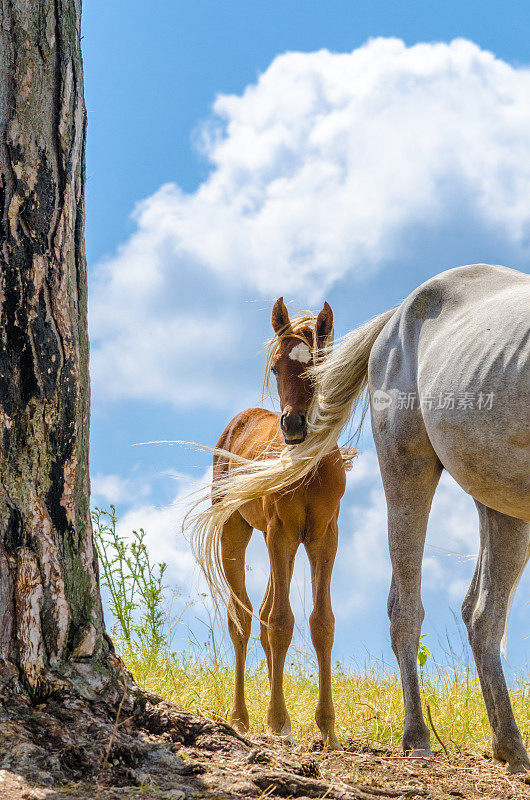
[82, 2, 529, 672]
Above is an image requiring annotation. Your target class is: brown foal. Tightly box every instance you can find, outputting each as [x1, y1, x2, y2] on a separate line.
[212, 298, 347, 747]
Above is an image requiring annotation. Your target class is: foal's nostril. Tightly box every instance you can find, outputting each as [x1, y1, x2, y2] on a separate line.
[280, 412, 306, 437]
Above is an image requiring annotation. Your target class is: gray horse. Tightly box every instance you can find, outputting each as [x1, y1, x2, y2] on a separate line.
[201, 263, 529, 771]
[367, 264, 529, 772]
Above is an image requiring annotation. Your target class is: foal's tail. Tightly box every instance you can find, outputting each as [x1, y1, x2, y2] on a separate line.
[185, 306, 398, 619]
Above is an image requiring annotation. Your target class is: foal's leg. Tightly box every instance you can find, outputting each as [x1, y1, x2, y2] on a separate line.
[265, 523, 299, 740]
[462, 502, 530, 773]
[221, 512, 253, 733]
[305, 520, 340, 749]
[373, 408, 443, 757]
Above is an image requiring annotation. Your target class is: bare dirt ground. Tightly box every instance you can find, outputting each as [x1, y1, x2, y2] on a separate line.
[1, 692, 529, 800]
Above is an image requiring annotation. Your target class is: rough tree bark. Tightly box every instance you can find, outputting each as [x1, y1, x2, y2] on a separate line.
[0, 0, 127, 703]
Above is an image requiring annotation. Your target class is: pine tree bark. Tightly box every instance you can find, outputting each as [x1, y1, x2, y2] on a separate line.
[0, 0, 127, 702]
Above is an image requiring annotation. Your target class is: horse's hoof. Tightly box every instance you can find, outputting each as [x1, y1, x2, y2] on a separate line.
[279, 725, 296, 745]
[233, 723, 249, 735]
[230, 715, 249, 734]
[324, 735, 342, 750]
[409, 748, 434, 764]
[493, 741, 530, 773]
[328, 741, 343, 751]
[507, 761, 530, 775]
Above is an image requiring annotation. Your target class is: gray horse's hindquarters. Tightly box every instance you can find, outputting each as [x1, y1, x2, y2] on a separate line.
[418, 282, 530, 521]
[368, 263, 530, 771]
[370, 263, 530, 520]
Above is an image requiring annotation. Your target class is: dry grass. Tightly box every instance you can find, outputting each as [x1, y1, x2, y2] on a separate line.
[121, 643, 530, 759]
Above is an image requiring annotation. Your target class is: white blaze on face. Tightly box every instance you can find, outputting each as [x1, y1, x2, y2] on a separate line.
[288, 342, 312, 364]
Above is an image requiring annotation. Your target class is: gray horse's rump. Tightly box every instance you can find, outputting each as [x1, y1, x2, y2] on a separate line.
[370, 263, 530, 519]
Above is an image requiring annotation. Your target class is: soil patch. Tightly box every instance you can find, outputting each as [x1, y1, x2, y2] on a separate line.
[0, 692, 528, 800]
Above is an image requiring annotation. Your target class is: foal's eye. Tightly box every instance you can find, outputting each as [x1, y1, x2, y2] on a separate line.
[271, 366, 278, 376]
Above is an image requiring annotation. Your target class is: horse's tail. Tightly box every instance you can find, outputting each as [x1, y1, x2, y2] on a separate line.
[308, 305, 398, 449]
[184, 306, 398, 621]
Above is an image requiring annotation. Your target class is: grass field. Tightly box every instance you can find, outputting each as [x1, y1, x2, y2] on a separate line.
[95, 505, 529, 760]
[121, 643, 530, 758]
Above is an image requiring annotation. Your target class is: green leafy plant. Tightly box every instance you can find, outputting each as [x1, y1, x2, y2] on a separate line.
[417, 634, 431, 669]
[92, 505, 169, 654]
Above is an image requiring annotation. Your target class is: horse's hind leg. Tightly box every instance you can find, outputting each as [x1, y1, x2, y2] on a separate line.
[221, 512, 253, 733]
[462, 502, 530, 773]
[372, 404, 442, 757]
[305, 519, 340, 749]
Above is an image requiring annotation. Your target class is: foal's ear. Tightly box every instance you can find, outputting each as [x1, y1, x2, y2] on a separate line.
[316, 301, 333, 347]
[271, 297, 292, 335]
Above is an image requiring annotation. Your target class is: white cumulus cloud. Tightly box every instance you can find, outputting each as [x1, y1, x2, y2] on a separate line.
[90, 37, 530, 406]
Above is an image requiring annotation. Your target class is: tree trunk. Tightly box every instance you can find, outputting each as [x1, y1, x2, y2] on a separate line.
[0, 4, 312, 794]
[0, 0, 126, 703]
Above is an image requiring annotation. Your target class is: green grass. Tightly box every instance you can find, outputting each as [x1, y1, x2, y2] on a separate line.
[93, 506, 530, 757]
[121, 643, 529, 755]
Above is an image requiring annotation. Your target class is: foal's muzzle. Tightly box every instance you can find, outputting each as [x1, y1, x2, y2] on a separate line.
[280, 411, 307, 444]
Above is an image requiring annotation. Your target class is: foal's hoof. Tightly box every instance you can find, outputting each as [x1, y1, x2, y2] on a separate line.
[229, 714, 249, 734]
[273, 724, 296, 745]
[232, 722, 249, 735]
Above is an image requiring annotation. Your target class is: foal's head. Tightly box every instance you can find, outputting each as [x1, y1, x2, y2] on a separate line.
[268, 297, 333, 444]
